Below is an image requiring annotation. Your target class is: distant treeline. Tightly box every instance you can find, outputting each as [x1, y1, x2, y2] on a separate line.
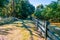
[34, 0, 60, 22]
[0, 0, 60, 22]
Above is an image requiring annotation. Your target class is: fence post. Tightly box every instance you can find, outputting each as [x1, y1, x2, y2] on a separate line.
[45, 21, 50, 40]
[36, 19, 38, 30]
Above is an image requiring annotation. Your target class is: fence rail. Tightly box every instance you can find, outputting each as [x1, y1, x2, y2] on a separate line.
[32, 17, 60, 40]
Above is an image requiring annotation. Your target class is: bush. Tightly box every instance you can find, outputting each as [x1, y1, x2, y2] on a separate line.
[0, 17, 17, 25]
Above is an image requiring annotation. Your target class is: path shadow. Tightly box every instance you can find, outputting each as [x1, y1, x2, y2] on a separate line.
[0, 20, 17, 26]
[21, 20, 34, 40]
[0, 28, 13, 35]
[22, 20, 44, 39]
[15, 19, 44, 40]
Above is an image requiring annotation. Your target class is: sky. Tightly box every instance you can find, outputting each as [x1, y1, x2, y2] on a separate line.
[29, 0, 57, 7]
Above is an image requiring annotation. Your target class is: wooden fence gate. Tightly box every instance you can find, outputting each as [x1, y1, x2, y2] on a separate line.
[32, 18, 60, 40]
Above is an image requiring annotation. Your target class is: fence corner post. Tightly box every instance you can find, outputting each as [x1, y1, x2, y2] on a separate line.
[45, 21, 50, 40]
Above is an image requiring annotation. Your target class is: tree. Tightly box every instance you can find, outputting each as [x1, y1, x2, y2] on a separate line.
[0, 0, 9, 17]
[34, 4, 44, 19]
[0, 0, 9, 7]
[15, 0, 35, 19]
[0, 0, 35, 19]
[44, 1, 60, 22]
[34, 1, 60, 22]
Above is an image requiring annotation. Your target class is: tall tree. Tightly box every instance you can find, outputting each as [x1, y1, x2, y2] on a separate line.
[15, 0, 35, 19]
[0, 0, 35, 19]
[34, 4, 44, 19]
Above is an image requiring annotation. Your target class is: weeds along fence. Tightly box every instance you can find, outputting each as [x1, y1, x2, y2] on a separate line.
[32, 18, 60, 40]
[0, 17, 17, 25]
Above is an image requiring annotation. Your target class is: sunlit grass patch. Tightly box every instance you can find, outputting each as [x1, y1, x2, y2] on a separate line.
[51, 23, 60, 27]
[17, 27, 30, 40]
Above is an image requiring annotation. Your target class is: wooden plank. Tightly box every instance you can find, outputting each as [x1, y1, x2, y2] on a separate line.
[32, 18, 60, 40]
[38, 24, 45, 33]
[38, 24, 46, 37]
[38, 21, 45, 28]
[48, 25, 60, 37]
[47, 37, 53, 40]
[38, 20, 45, 26]
[47, 30, 60, 40]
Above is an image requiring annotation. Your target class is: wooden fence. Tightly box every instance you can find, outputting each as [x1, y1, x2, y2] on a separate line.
[32, 18, 60, 40]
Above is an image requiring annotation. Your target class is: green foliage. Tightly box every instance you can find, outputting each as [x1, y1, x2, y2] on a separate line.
[0, 0, 9, 7]
[0, 0, 5, 7]
[34, 1, 60, 22]
[0, 17, 16, 25]
[0, 0, 35, 19]
[34, 4, 44, 19]
[15, 0, 35, 19]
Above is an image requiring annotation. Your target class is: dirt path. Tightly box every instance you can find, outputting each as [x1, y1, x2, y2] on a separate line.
[0, 20, 45, 40]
